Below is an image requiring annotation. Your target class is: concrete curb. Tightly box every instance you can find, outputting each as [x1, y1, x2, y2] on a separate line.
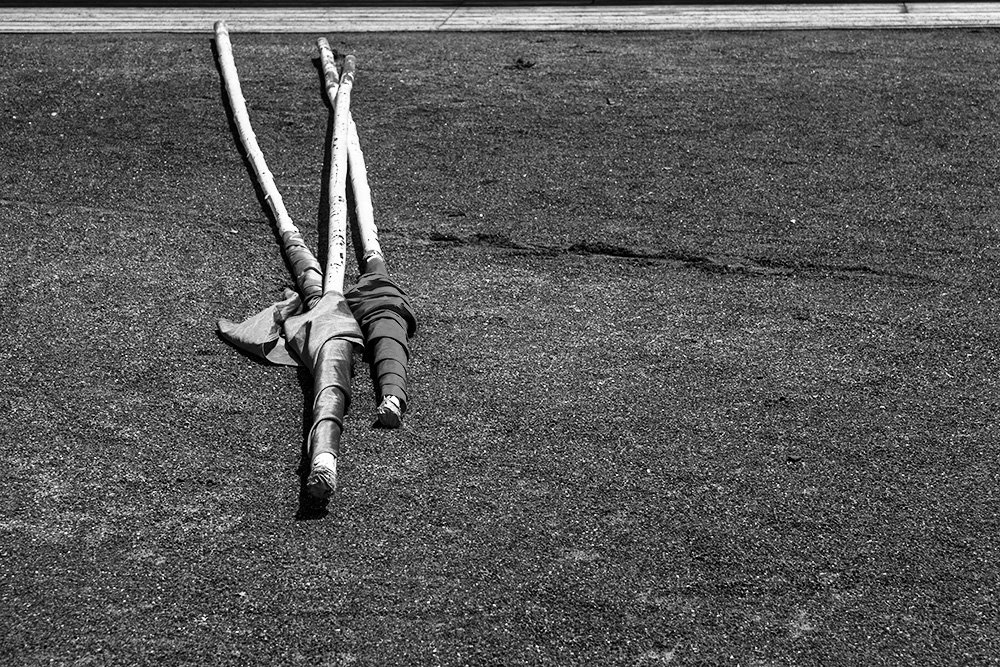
[1, 3, 999, 33]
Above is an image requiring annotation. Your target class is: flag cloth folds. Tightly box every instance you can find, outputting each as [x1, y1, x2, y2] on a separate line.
[218, 290, 363, 369]
[217, 291, 362, 498]
[344, 254, 418, 412]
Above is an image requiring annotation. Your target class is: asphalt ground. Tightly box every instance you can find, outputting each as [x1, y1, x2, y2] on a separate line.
[2, 28, 1000, 666]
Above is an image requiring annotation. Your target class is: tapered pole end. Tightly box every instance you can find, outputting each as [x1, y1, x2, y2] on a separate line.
[306, 452, 337, 499]
[376, 395, 403, 429]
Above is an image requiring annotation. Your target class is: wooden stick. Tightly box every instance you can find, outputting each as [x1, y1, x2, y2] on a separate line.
[347, 119, 384, 262]
[324, 53, 355, 294]
[214, 21, 324, 308]
[316, 38, 411, 429]
[317, 38, 383, 263]
[316, 37, 340, 102]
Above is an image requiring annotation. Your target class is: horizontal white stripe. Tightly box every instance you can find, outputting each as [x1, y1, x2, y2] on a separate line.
[1, 4, 998, 33]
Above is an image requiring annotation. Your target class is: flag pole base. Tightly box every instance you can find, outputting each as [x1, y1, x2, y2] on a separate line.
[376, 395, 403, 428]
[306, 452, 338, 498]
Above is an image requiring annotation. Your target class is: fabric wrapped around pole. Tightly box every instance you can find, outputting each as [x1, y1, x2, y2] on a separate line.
[217, 290, 363, 369]
[282, 291, 363, 366]
[344, 255, 417, 410]
[218, 291, 361, 497]
[281, 229, 325, 310]
[282, 292, 363, 459]
[308, 338, 354, 458]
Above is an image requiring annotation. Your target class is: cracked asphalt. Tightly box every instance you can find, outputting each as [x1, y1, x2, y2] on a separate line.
[2, 29, 999, 666]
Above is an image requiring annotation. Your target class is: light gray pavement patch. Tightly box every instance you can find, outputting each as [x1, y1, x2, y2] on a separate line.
[1, 3, 999, 33]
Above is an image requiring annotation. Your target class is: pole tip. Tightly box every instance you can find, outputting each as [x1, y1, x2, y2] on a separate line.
[306, 454, 337, 498]
[376, 395, 403, 429]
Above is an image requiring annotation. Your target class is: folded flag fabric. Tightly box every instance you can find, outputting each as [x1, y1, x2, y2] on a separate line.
[218, 290, 363, 368]
[217, 288, 303, 366]
[344, 255, 417, 410]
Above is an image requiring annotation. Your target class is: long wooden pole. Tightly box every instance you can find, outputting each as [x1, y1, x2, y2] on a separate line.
[307, 40, 359, 498]
[214, 21, 324, 308]
[317, 38, 383, 264]
[346, 119, 384, 262]
[317, 38, 416, 429]
[324, 51, 355, 294]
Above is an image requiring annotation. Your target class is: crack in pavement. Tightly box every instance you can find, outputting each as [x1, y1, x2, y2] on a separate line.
[414, 232, 939, 283]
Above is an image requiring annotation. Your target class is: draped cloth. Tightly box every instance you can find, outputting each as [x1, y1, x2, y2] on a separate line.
[218, 290, 362, 367]
[344, 255, 418, 411]
[217, 290, 364, 454]
[217, 254, 415, 449]
[217, 288, 304, 366]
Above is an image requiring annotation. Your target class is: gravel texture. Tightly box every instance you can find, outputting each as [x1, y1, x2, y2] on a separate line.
[2, 29, 999, 666]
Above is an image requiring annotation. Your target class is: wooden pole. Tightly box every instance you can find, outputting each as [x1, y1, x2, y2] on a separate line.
[347, 119, 384, 263]
[324, 53, 356, 294]
[317, 38, 383, 264]
[214, 21, 324, 308]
